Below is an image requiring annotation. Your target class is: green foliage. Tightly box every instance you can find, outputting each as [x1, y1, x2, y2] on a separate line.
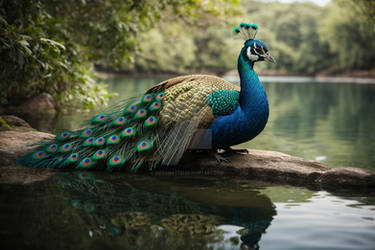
[248, 1, 333, 73]
[1, 0, 373, 111]
[134, 26, 197, 73]
[318, 0, 375, 70]
[192, 26, 241, 73]
[130, 22, 242, 74]
[110, 1, 242, 74]
[0, 0, 239, 109]
[124, 0, 374, 75]
[0, 0, 116, 108]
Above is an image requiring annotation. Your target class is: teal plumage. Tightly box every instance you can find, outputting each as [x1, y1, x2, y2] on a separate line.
[18, 23, 276, 171]
[207, 90, 240, 117]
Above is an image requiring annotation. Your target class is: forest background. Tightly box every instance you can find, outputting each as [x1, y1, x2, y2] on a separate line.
[1, 0, 374, 109]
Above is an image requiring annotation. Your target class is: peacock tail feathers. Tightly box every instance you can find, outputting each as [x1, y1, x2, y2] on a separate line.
[18, 93, 166, 171]
[19, 75, 241, 171]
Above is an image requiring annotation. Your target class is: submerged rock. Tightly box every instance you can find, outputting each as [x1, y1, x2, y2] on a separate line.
[0, 115, 374, 190]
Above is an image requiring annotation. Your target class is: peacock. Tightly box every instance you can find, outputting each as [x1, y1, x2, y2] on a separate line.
[18, 23, 276, 172]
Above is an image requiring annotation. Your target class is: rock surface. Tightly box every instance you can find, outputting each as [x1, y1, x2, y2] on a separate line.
[180, 151, 375, 191]
[0, 115, 55, 184]
[1, 115, 375, 191]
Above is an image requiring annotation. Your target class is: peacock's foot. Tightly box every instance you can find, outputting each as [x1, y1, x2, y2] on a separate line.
[213, 152, 231, 163]
[187, 149, 232, 163]
[221, 147, 249, 154]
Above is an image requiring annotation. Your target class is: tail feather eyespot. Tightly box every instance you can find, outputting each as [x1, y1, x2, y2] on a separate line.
[46, 144, 58, 153]
[149, 101, 162, 111]
[137, 140, 152, 152]
[92, 114, 109, 123]
[84, 137, 95, 146]
[107, 135, 120, 144]
[141, 94, 153, 103]
[107, 155, 125, 168]
[65, 153, 79, 164]
[80, 129, 93, 138]
[78, 157, 96, 168]
[155, 93, 165, 101]
[93, 149, 107, 160]
[121, 127, 135, 137]
[32, 150, 47, 160]
[144, 116, 158, 127]
[56, 131, 71, 141]
[124, 104, 137, 114]
[93, 137, 105, 146]
[59, 143, 72, 152]
[112, 116, 126, 126]
[135, 109, 147, 119]
[69, 153, 78, 161]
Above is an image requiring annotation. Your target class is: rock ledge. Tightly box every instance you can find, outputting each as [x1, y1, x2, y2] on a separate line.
[1, 115, 374, 190]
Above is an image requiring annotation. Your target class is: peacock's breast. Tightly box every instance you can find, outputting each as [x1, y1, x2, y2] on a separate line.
[209, 98, 269, 149]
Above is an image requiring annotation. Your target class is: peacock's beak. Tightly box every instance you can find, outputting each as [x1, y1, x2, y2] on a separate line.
[265, 52, 276, 64]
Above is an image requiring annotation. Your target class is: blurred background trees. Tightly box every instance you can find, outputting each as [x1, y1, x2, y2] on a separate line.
[0, 0, 239, 108]
[319, 0, 375, 71]
[130, 0, 375, 75]
[1, 0, 374, 109]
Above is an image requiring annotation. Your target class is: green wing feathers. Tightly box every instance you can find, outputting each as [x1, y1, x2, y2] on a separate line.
[155, 75, 240, 127]
[19, 75, 240, 171]
[207, 90, 240, 117]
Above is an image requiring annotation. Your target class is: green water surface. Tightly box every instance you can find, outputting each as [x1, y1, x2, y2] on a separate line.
[1, 172, 374, 250]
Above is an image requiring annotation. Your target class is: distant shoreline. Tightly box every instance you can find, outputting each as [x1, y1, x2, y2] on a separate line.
[225, 75, 375, 84]
[95, 68, 375, 84]
[222, 69, 375, 84]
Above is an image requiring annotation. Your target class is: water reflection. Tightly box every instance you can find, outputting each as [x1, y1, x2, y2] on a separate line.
[51, 172, 277, 249]
[1, 172, 375, 250]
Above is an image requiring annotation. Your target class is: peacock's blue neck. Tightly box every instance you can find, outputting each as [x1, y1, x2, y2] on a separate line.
[203, 47, 269, 149]
[238, 49, 267, 113]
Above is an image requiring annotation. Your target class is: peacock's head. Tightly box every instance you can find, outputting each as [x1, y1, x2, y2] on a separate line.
[234, 23, 276, 64]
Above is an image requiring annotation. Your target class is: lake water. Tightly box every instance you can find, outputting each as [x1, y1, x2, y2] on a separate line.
[4, 76, 375, 250]
[1, 172, 375, 250]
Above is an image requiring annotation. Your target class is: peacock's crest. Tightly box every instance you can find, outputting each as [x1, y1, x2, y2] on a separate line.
[233, 22, 258, 40]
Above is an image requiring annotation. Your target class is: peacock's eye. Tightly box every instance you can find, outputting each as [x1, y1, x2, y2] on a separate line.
[255, 47, 263, 54]
[254, 43, 265, 56]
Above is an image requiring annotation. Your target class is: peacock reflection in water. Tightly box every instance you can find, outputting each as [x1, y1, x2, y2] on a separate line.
[54, 172, 276, 249]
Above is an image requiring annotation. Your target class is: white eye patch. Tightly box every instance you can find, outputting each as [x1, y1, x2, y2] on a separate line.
[247, 46, 259, 61]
